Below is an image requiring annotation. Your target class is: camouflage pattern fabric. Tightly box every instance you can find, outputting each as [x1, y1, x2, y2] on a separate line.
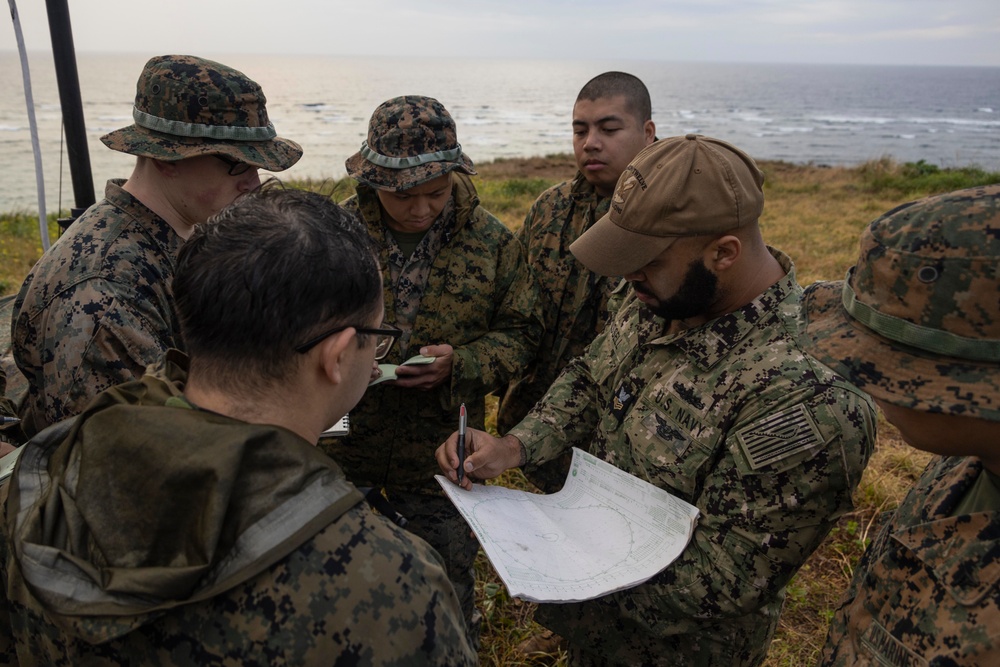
[322, 173, 541, 623]
[497, 173, 618, 492]
[0, 353, 475, 665]
[384, 196, 456, 355]
[0, 372, 23, 449]
[384, 489, 483, 643]
[821, 455, 1000, 666]
[0, 297, 24, 447]
[801, 184, 1000, 422]
[11, 180, 185, 438]
[101, 55, 301, 170]
[509, 249, 876, 666]
[344, 95, 476, 192]
[0, 504, 476, 666]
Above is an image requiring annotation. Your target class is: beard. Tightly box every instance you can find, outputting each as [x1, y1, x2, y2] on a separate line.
[637, 259, 719, 321]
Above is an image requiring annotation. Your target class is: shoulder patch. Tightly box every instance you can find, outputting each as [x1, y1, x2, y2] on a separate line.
[735, 404, 824, 470]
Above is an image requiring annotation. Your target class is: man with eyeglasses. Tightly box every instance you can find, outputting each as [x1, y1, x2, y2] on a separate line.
[0, 187, 477, 665]
[9, 55, 300, 437]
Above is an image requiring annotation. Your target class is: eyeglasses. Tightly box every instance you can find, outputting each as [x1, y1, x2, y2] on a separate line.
[295, 325, 402, 359]
[214, 154, 254, 176]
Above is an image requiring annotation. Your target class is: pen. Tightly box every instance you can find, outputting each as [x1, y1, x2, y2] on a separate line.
[0, 416, 21, 425]
[457, 403, 466, 484]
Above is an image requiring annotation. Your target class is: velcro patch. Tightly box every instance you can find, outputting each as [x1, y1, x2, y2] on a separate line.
[735, 405, 824, 470]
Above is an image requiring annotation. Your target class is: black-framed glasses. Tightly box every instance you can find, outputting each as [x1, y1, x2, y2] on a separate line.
[295, 325, 401, 359]
[214, 154, 254, 176]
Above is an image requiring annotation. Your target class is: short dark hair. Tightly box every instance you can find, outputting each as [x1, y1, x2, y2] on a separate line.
[576, 71, 652, 123]
[174, 185, 381, 391]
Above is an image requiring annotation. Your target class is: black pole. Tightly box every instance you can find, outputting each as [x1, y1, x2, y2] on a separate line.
[45, 0, 94, 229]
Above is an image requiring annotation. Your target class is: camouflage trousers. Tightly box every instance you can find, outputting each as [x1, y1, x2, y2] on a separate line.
[386, 489, 481, 643]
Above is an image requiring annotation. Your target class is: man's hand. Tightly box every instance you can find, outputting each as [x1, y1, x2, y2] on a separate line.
[392, 343, 453, 390]
[436, 427, 523, 490]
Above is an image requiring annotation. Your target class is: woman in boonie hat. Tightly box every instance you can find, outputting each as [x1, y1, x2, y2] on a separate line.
[802, 184, 1000, 666]
[321, 95, 542, 639]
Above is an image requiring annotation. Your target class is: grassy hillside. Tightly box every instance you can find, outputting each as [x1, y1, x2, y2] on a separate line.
[2, 155, 998, 666]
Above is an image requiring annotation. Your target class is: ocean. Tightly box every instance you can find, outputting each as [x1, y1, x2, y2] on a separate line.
[2, 52, 999, 213]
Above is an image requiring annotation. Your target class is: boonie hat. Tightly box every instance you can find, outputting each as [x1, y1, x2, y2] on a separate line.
[345, 95, 475, 192]
[801, 184, 1000, 422]
[570, 134, 764, 276]
[101, 55, 302, 171]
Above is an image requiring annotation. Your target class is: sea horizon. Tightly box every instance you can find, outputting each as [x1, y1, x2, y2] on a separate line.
[2, 52, 998, 213]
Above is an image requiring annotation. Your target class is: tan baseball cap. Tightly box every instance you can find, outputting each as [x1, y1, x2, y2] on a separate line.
[570, 134, 764, 276]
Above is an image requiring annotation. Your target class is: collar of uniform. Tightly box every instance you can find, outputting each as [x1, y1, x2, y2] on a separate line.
[654, 248, 797, 370]
[570, 171, 606, 203]
[104, 178, 186, 262]
[891, 458, 1000, 606]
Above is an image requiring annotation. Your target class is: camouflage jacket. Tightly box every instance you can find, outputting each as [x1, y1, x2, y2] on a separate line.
[509, 250, 876, 666]
[0, 352, 476, 666]
[323, 175, 541, 493]
[821, 455, 1000, 666]
[497, 173, 617, 435]
[11, 180, 185, 438]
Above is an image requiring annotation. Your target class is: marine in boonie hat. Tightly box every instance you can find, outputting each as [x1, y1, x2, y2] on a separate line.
[101, 55, 302, 171]
[801, 184, 1000, 421]
[345, 95, 475, 192]
[570, 134, 764, 276]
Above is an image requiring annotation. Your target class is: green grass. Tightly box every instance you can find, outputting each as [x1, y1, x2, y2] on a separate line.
[2, 156, 997, 665]
[859, 157, 1000, 196]
[0, 212, 62, 296]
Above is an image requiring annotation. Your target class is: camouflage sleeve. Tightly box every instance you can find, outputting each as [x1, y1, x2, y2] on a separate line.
[604, 384, 875, 636]
[508, 329, 605, 462]
[449, 221, 543, 404]
[21, 279, 176, 427]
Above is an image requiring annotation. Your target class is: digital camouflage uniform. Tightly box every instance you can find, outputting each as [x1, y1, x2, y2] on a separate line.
[11, 181, 185, 438]
[799, 185, 1000, 666]
[11, 55, 301, 439]
[0, 352, 475, 666]
[509, 249, 876, 666]
[322, 172, 541, 623]
[497, 174, 617, 492]
[821, 456, 1000, 666]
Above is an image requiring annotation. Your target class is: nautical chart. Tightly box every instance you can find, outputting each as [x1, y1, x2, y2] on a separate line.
[437, 447, 699, 603]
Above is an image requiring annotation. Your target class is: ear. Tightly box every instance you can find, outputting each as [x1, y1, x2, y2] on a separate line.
[707, 235, 741, 272]
[643, 119, 656, 144]
[316, 328, 356, 387]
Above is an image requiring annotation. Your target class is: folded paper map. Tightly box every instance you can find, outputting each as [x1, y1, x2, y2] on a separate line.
[437, 447, 700, 603]
[369, 354, 436, 386]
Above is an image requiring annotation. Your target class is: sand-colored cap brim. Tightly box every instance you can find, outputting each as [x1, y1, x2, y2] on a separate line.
[570, 210, 678, 276]
[101, 124, 303, 172]
[801, 280, 1000, 421]
[344, 151, 475, 192]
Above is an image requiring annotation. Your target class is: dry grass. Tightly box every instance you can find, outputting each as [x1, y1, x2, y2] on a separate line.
[2, 155, 995, 666]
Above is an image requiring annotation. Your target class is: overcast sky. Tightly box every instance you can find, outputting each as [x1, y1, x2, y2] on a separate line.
[4, 0, 999, 67]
